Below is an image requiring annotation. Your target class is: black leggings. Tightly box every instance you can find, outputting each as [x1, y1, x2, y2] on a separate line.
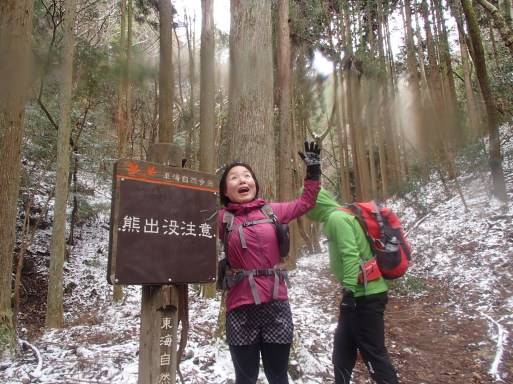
[333, 292, 398, 384]
[229, 342, 290, 384]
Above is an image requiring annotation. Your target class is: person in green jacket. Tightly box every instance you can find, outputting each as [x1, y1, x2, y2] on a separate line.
[307, 187, 399, 384]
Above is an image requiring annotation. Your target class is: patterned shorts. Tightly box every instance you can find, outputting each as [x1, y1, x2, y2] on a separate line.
[226, 300, 294, 346]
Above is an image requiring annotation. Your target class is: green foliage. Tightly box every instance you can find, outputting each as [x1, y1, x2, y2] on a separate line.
[490, 60, 513, 121]
[72, 189, 111, 225]
[73, 38, 114, 101]
[453, 140, 489, 177]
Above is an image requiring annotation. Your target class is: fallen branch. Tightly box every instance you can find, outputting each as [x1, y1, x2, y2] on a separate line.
[194, 324, 213, 336]
[19, 339, 43, 378]
[406, 212, 432, 236]
[479, 311, 508, 382]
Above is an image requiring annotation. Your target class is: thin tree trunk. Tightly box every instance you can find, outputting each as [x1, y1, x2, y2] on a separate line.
[277, 0, 299, 268]
[434, 0, 461, 148]
[126, 0, 133, 154]
[376, 0, 396, 194]
[461, 0, 508, 202]
[450, 1, 481, 141]
[422, 0, 444, 152]
[199, 0, 216, 299]
[113, 0, 132, 303]
[185, 13, 197, 168]
[200, 0, 215, 173]
[159, 0, 174, 143]
[0, 0, 34, 353]
[46, 0, 77, 329]
[116, 0, 128, 157]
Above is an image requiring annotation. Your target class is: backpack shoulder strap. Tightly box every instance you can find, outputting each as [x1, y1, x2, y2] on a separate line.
[370, 200, 385, 237]
[223, 210, 235, 227]
[338, 204, 377, 256]
[223, 208, 274, 250]
[260, 204, 277, 223]
[222, 210, 235, 261]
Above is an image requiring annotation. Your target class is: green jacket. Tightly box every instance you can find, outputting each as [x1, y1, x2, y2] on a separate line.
[307, 187, 388, 297]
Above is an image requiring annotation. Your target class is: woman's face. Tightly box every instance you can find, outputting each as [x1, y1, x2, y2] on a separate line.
[224, 165, 257, 204]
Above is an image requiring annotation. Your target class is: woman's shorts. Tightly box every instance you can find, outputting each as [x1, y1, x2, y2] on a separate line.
[226, 300, 293, 346]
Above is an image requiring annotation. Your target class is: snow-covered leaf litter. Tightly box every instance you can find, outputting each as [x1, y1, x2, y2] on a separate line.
[400, 159, 512, 382]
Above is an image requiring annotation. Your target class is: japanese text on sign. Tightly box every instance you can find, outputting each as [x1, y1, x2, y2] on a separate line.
[119, 216, 213, 238]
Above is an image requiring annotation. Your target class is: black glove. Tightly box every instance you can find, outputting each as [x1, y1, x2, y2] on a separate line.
[298, 141, 321, 181]
[341, 288, 356, 313]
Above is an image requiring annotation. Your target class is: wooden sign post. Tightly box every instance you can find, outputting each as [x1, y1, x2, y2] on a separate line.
[108, 144, 218, 384]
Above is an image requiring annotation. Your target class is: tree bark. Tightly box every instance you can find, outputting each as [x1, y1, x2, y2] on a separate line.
[450, 1, 482, 141]
[159, 0, 174, 143]
[185, 12, 197, 168]
[228, 0, 276, 200]
[199, 0, 216, 299]
[461, 0, 508, 202]
[46, 0, 77, 329]
[200, 0, 216, 174]
[0, 0, 34, 354]
[277, 0, 299, 267]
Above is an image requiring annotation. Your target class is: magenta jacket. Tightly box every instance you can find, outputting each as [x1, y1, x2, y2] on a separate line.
[218, 179, 321, 312]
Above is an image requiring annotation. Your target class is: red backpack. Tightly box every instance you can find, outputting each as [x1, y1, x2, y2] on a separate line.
[339, 201, 412, 282]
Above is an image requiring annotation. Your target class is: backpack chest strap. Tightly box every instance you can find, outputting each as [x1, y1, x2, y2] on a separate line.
[228, 218, 274, 248]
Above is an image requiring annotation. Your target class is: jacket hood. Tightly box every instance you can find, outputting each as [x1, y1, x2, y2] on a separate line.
[306, 187, 340, 223]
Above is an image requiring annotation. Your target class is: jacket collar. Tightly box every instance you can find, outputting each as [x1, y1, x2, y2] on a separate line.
[226, 198, 266, 214]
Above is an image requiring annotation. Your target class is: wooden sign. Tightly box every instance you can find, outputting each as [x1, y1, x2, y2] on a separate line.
[108, 158, 218, 285]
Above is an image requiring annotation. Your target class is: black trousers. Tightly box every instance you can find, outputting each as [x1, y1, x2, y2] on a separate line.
[333, 292, 399, 384]
[229, 341, 290, 384]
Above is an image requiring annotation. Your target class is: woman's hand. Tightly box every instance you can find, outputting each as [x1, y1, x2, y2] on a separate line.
[298, 141, 321, 180]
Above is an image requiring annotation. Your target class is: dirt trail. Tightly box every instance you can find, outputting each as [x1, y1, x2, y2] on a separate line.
[381, 285, 510, 384]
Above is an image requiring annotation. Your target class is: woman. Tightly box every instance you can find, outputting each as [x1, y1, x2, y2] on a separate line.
[218, 142, 321, 384]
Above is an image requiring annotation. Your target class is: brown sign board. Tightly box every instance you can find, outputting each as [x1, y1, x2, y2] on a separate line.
[108, 159, 218, 285]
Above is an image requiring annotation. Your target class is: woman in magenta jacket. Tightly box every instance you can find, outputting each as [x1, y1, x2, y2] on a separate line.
[218, 142, 321, 384]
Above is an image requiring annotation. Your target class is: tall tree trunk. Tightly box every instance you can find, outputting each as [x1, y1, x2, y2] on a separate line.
[461, 0, 508, 202]
[0, 0, 34, 354]
[113, 0, 132, 303]
[421, 0, 444, 152]
[277, 0, 293, 203]
[451, 1, 482, 141]
[376, 0, 395, 195]
[277, 0, 299, 268]
[46, 0, 77, 329]
[228, 0, 276, 200]
[334, 69, 351, 203]
[199, 0, 216, 299]
[434, 0, 461, 148]
[159, 0, 174, 143]
[200, 0, 215, 173]
[125, 0, 133, 159]
[116, 0, 128, 157]
[185, 13, 197, 168]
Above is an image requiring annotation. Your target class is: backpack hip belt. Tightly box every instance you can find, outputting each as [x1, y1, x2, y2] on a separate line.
[227, 267, 291, 305]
